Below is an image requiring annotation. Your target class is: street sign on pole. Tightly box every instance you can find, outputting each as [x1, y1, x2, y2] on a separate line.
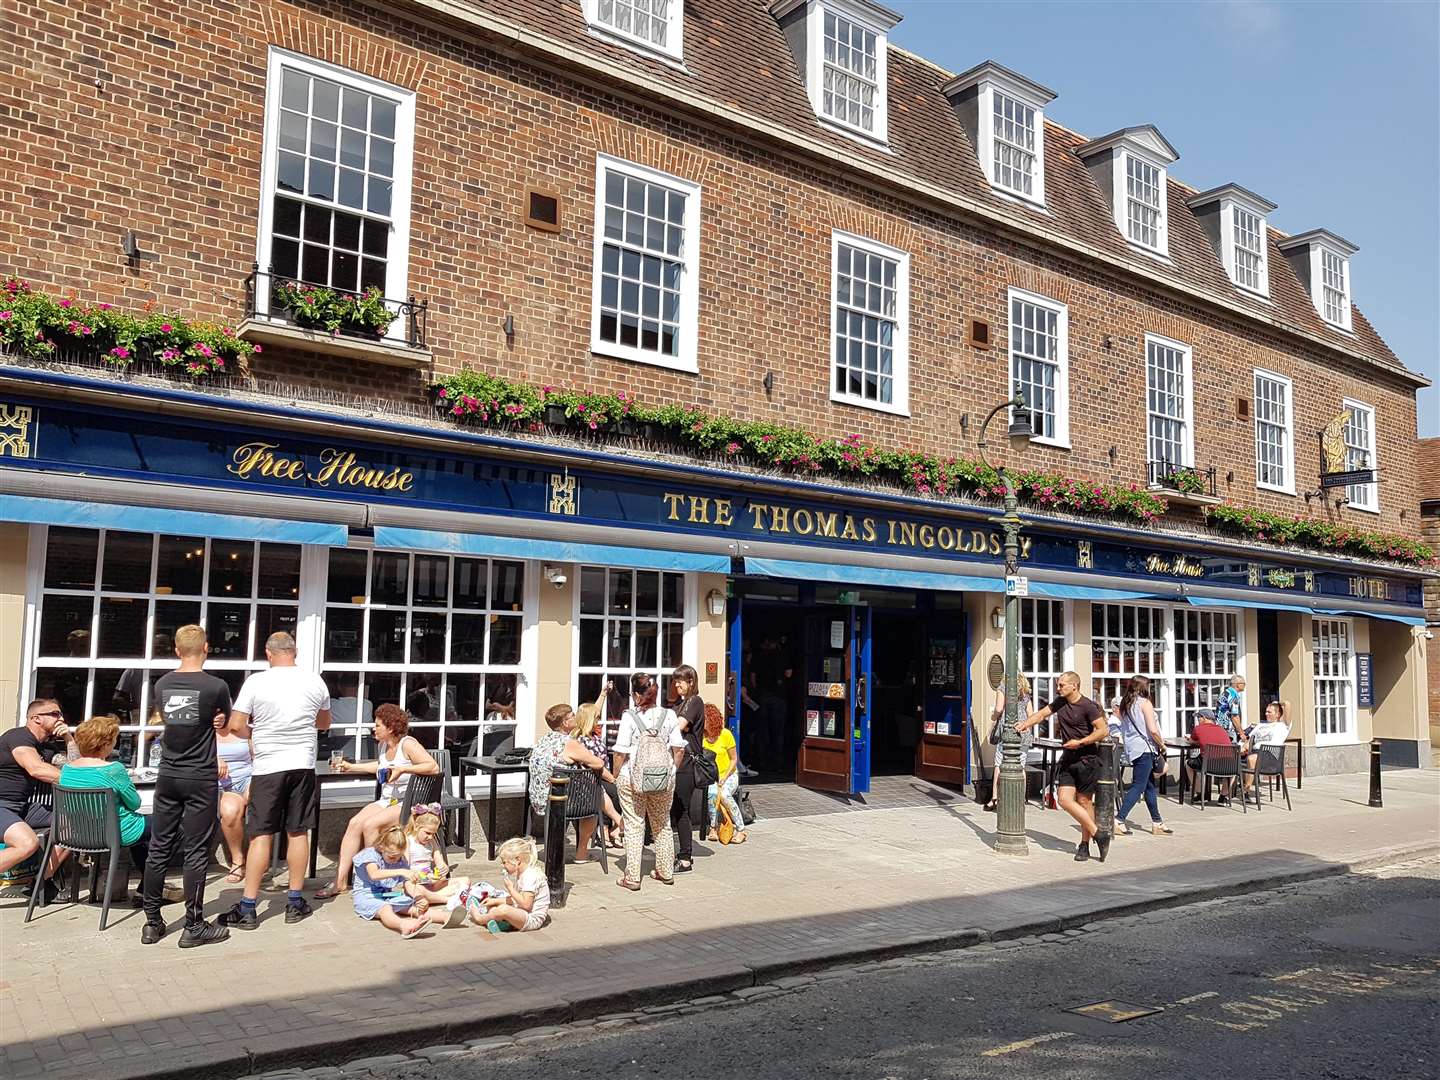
[1005, 575, 1029, 597]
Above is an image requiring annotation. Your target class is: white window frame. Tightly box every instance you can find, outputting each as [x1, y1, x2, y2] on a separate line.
[571, 567, 697, 745]
[1226, 203, 1268, 296]
[254, 48, 416, 337]
[1311, 617, 1356, 746]
[1007, 287, 1070, 448]
[829, 230, 909, 416]
[1318, 248, 1352, 330]
[1144, 333, 1194, 471]
[581, 0, 685, 63]
[1342, 397, 1378, 513]
[1018, 598, 1068, 740]
[1252, 369, 1295, 495]
[1121, 151, 1168, 254]
[794, 0, 893, 145]
[589, 154, 702, 374]
[984, 86, 1046, 205]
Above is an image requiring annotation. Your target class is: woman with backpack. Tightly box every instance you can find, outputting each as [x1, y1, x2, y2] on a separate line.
[611, 673, 687, 891]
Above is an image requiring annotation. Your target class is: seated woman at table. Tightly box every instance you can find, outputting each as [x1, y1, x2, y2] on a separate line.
[528, 703, 614, 862]
[983, 674, 1033, 812]
[314, 703, 438, 900]
[216, 725, 253, 885]
[574, 694, 624, 849]
[58, 715, 150, 878]
[1242, 700, 1290, 795]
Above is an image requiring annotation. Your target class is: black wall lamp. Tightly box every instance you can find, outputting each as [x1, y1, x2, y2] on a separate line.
[502, 314, 515, 340]
[120, 230, 155, 270]
[762, 370, 775, 395]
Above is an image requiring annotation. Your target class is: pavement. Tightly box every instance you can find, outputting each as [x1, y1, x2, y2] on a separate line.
[2, 767, 1437, 1080]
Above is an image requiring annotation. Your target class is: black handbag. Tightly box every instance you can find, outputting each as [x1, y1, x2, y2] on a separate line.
[691, 746, 720, 788]
[738, 788, 757, 826]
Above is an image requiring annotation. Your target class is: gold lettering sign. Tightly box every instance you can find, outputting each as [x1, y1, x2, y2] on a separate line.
[226, 442, 414, 492]
[1349, 576, 1389, 601]
[0, 404, 33, 459]
[1144, 553, 1206, 579]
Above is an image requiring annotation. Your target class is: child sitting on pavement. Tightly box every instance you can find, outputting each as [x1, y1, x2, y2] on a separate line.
[353, 824, 466, 938]
[473, 837, 551, 935]
[401, 804, 470, 907]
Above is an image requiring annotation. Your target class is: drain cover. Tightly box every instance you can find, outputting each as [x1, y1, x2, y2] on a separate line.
[1065, 1000, 1163, 1023]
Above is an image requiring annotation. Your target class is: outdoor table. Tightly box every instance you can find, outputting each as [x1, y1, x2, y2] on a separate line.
[1031, 738, 1064, 808]
[459, 756, 531, 860]
[1163, 737, 1193, 805]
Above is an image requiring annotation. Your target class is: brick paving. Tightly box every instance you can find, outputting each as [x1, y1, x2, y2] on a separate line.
[2, 769, 1436, 1080]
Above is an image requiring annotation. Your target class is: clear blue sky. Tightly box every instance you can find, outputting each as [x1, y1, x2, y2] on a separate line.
[890, 0, 1440, 435]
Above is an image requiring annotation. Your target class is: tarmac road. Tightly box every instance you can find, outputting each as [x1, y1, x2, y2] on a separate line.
[400, 859, 1440, 1080]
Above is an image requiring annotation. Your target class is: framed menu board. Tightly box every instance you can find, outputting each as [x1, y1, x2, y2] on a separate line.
[928, 636, 960, 690]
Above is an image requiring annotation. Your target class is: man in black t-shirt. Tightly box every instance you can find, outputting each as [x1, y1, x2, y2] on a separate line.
[1019, 671, 1109, 863]
[0, 699, 77, 901]
[140, 624, 232, 948]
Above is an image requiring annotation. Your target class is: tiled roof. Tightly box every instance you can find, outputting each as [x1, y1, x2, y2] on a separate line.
[1419, 437, 1440, 502]
[446, 0, 1415, 380]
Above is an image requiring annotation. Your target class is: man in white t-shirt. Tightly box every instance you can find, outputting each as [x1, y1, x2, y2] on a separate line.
[219, 631, 331, 930]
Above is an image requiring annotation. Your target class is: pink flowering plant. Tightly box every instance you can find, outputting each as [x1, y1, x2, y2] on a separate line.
[1205, 505, 1434, 566]
[0, 277, 250, 377]
[270, 280, 396, 337]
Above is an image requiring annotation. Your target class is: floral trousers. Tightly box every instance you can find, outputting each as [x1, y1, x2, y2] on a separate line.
[617, 778, 675, 884]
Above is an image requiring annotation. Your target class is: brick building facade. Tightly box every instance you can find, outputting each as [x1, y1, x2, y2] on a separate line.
[2, 0, 1431, 788]
[1419, 438, 1440, 758]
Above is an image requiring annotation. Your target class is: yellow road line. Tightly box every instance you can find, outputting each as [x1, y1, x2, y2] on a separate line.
[982, 1032, 1077, 1057]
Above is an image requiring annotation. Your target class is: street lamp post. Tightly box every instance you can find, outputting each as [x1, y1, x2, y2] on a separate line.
[978, 393, 1033, 856]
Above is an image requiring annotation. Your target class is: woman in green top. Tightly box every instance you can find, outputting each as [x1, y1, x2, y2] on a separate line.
[58, 715, 150, 872]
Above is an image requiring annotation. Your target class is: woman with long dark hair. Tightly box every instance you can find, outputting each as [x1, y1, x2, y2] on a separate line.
[611, 672, 686, 890]
[1115, 676, 1171, 836]
[669, 664, 705, 873]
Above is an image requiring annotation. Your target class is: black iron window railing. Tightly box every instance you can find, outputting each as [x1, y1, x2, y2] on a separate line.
[1148, 460, 1217, 497]
[244, 266, 428, 350]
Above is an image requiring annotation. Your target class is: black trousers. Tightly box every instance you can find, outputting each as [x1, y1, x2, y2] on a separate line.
[670, 766, 697, 862]
[142, 775, 218, 928]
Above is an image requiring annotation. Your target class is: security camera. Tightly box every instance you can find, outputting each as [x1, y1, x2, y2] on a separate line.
[543, 565, 567, 589]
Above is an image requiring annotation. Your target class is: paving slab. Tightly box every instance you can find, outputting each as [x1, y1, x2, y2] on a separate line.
[2, 769, 1436, 1080]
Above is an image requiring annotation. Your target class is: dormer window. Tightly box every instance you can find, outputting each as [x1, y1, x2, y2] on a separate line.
[770, 0, 901, 144]
[942, 61, 1056, 207]
[1276, 229, 1357, 331]
[1076, 126, 1179, 257]
[584, 0, 684, 61]
[1185, 184, 1277, 297]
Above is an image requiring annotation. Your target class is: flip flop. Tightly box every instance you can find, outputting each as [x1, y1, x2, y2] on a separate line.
[617, 878, 641, 892]
[313, 883, 345, 900]
[401, 920, 428, 940]
[444, 904, 469, 928]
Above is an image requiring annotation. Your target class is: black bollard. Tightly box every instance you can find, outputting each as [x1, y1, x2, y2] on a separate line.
[544, 772, 569, 902]
[1368, 739, 1383, 808]
[1093, 739, 1118, 841]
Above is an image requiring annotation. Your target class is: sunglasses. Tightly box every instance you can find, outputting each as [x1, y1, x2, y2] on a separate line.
[31, 711, 63, 721]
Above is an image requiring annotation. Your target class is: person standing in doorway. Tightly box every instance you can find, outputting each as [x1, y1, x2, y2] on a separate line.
[669, 664, 706, 874]
[141, 625, 233, 947]
[1018, 671, 1109, 862]
[219, 632, 331, 929]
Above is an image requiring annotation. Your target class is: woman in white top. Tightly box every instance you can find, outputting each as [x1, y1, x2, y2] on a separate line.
[611, 672, 686, 892]
[1114, 676, 1171, 835]
[983, 674, 1033, 812]
[315, 703, 438, 899]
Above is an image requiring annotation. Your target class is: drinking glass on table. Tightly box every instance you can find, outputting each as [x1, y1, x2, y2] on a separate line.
[329, 749, 345, 770]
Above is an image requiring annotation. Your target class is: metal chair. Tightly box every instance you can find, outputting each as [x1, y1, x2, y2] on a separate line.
[1196, 743, 1247, 812]
[398, 769, 443, 827]
[546, 765, 607, 874]
[431, 749, 473, 858]
[25, 786, 124, 929]
[1247, 744, 1292, 811]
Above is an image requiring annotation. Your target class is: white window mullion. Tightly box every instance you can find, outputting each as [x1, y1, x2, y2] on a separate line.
[830, 230, 909, 415]
[1008, 287, 1069, 447]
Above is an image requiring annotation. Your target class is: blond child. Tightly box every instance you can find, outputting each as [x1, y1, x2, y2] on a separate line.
[352, 824, 466, 938]
[400, 804, 470, 906]
[474, 837, 550, 934]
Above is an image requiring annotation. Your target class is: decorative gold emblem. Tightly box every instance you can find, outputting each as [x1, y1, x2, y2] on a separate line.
[548, 473, 578, 516]
[1077, 541, 1093, 569]
[1302, 571, 1315, 594]
[1247, 563, 1261, 587]
[0, 404, 33, 458]
[1320, 409, 1353, 475]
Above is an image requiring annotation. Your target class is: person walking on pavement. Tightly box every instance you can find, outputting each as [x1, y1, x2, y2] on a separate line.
[669, 664, 706, 874]
[1018, 671, 1110, 863]
[139, 625, 232, 947]
[219, 632, 332, 930]
[1113, 676, 1172, 837]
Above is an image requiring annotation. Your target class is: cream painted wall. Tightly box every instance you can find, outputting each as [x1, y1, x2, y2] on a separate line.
[1370, 620, 1424, 743]
[532, 565, 575, 745]
[1276, 610, 1311, 742]
[694, 572, 728, 708]
[1241, 609, 1260, 729]
[1352, 618, 1374, 745]
[1070, 601, 1093, 698]
[967, 591, 1001, 769]
[0, 523, 27, 730]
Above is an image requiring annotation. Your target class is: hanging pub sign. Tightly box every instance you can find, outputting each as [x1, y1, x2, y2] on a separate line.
[1318, 408, 1376, 489]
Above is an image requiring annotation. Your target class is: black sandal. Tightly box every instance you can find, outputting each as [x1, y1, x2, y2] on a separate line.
[674, 859, 693, 873]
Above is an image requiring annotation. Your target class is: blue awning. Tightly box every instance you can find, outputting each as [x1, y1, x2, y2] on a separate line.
[1026, 582, 1160, 601]
[743, 557, 998, 592]
[1315, 608, 1426, 627]
[374, 526, 731, 573]
[0, 493, 348, 546]
[1186, 596, 1315, 615]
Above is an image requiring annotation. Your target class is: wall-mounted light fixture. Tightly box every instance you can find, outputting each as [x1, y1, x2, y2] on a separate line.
[1107, 446, 1118, 464]
[1102, 335, 1114, 351]
[120, 230, 155, 270]
[502, 314, 515, 340]
[959, 413, 970, 434]
[991, 606, 1004, 631]
[762, 370, 775, 396]
[707, 589, 726, 617]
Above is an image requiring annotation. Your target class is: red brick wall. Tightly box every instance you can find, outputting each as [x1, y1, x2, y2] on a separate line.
[1, 0, 1422, 538]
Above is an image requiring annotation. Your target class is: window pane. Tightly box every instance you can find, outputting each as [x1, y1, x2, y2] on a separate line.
[368, 608, 406, 662]
[257, 544, 302, 599]
[410, 611, 447, 664]
[328, 549, 368, 604]
[580, 567, 606, 615]
[44, 528, 98, 590]
[371, 552, 409, 605]
[324, 607, 363, 663]
[155, 535, 206, 596]
[39, 596, 94, 658]
[97, 597, 148, 658]
[102, 532, 152, 593]
[254, 605, 298, 661]
[413, 555, 450, 607]
[489, 616, 522, 665]
[209, 540, 254, 599]
[205, 602, 250, 660]
[451, 613, 487, 664]
[492, 561, 524, 610]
